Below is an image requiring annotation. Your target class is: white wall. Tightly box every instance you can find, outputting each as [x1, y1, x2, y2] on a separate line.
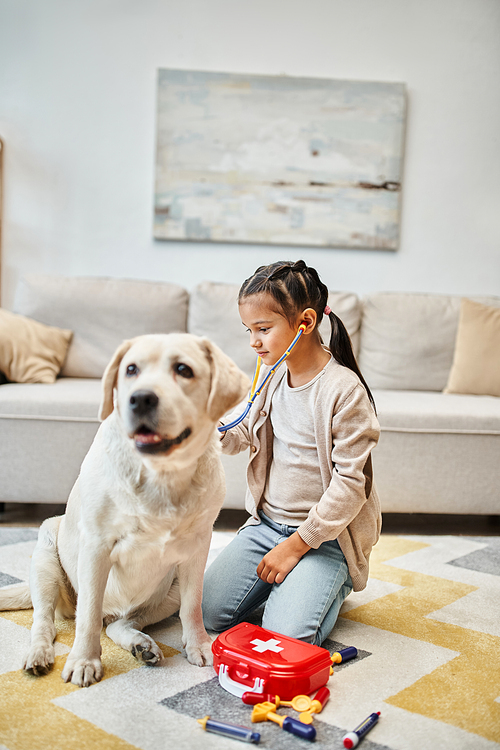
[1, 0, 499, 309]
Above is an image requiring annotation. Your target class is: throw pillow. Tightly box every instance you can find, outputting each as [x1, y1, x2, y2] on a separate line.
[444, 298, 500, 397]
[0, 309, 73, 384]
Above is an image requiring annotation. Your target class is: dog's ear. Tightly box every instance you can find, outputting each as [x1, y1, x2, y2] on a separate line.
[99, 339, 135, 421]
[201, 338, 250, 422]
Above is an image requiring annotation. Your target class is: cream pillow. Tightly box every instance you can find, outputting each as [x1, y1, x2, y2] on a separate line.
[0, 309, 73, 384]
[445, 298, 500, 397]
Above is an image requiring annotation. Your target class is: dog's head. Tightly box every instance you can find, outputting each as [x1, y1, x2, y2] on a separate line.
[99, 333, 249, 466]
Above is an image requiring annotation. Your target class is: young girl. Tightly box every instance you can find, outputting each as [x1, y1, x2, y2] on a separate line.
[202, 260, 381, 646]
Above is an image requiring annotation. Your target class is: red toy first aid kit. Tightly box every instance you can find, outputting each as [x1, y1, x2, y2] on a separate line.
[212, 622, 334, 700]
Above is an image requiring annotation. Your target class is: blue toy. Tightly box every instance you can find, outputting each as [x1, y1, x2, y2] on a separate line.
[218, 324, 306, 432]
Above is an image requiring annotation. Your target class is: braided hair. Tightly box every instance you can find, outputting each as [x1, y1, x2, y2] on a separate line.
[238, 260, 375, 411]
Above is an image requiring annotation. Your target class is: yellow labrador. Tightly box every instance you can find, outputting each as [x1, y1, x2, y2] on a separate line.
[0, 334, 249, 687]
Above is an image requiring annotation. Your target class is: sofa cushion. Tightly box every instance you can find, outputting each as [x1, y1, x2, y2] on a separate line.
[0, 378, 101, 419]
[372, 389, 500, 514]
[188, 281, 361, 379]
[359, 292, 500, 391]
[0, 378, 102, 504]
[0, 308, 72, 384]
[373, 388, 500, 434]
[13, 275, 189, 378]
[445, 299, 500, 398]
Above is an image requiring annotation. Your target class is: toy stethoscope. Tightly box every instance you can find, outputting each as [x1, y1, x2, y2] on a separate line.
[218, 324, 306, 433]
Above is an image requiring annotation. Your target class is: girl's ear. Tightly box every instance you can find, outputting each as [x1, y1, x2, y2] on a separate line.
[298, 307, 318, 333]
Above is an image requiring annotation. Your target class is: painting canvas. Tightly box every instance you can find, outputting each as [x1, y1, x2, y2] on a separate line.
[154, 69, 406, 250]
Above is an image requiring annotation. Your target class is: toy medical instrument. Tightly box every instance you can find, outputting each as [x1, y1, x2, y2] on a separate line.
[213, 623, 358, 700]
[244, 686, 330, 725]
[213, 623, 332, 699]
[217, 324, 306, 432]
[250, 701, 316, 741]
[197, 716, 260, 744]
[331, 646, 358, 664]
[342, 711, 381, 748]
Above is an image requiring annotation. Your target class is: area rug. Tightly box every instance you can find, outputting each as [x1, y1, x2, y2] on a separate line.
[0, 527, 499, 750]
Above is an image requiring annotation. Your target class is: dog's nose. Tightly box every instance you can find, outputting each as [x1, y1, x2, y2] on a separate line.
[129, 390, 159, 416]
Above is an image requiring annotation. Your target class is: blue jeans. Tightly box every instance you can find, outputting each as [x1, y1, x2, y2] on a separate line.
[202, 512, 352, 646]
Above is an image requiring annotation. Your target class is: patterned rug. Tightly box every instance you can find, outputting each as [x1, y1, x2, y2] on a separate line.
[0, 527, 499, 750]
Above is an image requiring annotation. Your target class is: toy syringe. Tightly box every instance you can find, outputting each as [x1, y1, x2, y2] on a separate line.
[197, 716, 260, 744]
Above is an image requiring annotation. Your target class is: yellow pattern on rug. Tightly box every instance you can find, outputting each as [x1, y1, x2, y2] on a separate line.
[342, 536, 500, 743]
[0, 612, 179, 750]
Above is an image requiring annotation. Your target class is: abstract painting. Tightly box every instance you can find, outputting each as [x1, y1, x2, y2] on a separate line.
[154, 69, 406, 250]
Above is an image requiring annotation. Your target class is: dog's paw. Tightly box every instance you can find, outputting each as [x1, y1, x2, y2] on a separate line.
[23, 644, 55, 676]
[185, 640, 213, 667]
[130, 636, 163, 666]
[61, 656, 103, 687]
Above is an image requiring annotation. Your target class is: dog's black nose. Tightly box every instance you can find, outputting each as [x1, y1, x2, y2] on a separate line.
[129, 390, 159, 416]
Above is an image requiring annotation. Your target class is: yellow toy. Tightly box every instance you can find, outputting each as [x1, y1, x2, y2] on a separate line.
[249, 686, 329, 741]
[272, 686, 330, 724]
[251, 701, 316, 741]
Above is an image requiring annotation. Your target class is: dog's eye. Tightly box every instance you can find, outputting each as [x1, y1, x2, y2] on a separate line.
[126, 364, 139, 377]
[174, 363, 194, 379]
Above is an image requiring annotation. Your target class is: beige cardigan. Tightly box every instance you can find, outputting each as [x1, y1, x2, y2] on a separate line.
[220, 359, 381, 591]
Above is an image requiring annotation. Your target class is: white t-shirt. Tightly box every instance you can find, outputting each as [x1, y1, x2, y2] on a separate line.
[261, 358, 333, 525]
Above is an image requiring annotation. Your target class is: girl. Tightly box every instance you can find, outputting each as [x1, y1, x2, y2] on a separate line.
[202, 260, 381, 646]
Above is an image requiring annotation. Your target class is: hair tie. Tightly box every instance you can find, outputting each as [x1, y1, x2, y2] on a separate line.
[324, 305, 332, 316]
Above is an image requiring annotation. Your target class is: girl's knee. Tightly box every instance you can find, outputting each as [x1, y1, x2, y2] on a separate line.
[261, 612, 335, 646]
[261, 611, 315, 644]
[202, 602, 229, 633]
[202, 586, 238, 634]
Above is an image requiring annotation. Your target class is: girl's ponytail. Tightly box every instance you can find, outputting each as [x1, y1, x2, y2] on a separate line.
[326, 310, 376, 413]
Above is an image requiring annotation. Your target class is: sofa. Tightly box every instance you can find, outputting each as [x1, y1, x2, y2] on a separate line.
[1, 274, 499, 515]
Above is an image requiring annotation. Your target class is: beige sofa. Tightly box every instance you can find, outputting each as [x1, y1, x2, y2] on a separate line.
[1, 274, 499, 515]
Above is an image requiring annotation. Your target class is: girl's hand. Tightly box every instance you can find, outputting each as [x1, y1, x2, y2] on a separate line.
[257, 532, 311, 585]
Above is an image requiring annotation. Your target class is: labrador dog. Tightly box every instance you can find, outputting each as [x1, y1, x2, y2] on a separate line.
[0, 333, 249, 687]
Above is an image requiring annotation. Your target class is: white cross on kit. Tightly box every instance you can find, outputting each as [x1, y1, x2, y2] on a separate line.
[250, 637, 284, 654]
